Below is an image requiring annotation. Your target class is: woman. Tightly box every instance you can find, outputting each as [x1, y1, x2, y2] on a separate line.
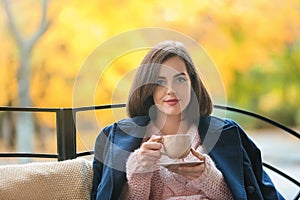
[91, 40, 284, 200]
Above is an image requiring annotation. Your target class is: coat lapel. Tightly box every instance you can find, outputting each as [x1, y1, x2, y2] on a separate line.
[198, 116, 247, 200]
[109, 116, 150, 199]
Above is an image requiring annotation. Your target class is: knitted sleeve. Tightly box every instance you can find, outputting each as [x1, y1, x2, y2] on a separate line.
[121, 149, 162, 200]
[186, 155, 234, 200]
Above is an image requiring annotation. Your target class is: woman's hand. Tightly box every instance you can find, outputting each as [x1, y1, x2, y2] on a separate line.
[137, 135, 163, 168]
[169, 149, 206, 180]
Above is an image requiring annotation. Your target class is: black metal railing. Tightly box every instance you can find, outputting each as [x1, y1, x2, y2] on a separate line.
[0, 104, 299, 199]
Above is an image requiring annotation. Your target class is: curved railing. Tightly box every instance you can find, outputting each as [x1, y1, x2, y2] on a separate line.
[214, 105, 300, 139]
[0, 104, 299, 199]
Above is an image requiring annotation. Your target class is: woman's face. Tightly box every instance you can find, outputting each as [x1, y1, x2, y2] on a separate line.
[153, 56, 191, 118]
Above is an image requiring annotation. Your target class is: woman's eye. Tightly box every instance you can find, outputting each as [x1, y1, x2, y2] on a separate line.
[156, 79, 165, 85]
[177, 77, 187, 83]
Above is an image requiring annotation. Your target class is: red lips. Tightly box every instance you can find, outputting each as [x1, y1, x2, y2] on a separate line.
[164, 99, 179, 106]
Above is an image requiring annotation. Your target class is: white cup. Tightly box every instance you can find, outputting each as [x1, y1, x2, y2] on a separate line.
[161, 134, 191, 159]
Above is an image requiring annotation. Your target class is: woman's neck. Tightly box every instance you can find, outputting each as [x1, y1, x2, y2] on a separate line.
[154, 114, 190, 135]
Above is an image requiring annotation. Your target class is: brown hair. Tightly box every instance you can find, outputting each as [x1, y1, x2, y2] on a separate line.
[127, 40, 212, 121]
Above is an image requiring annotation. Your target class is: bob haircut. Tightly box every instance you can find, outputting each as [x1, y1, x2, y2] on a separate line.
[127, 40, 213, 122]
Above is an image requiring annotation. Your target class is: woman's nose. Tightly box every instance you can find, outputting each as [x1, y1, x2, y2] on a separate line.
[166, 84, 175, 95]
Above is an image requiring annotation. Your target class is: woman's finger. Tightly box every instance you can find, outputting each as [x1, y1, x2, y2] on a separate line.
[148, 135, 163, 143]
[191, 148, 206, 161]
[170, 163, 205, 178]
[141, 141, 162, 151]
[139, 148, 162, 159]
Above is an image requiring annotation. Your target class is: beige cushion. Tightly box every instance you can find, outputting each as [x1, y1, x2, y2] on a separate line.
[0, 158, 93, 200]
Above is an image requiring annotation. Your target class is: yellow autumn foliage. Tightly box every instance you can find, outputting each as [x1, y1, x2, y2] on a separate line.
[0, 0, 300, 128]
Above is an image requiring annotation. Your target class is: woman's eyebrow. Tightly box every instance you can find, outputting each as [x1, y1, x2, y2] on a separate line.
[174, 72, 187, 78]
[158, 72, 187, 79]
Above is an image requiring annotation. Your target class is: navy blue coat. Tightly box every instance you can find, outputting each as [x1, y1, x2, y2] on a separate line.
[91, 116, 284, 200]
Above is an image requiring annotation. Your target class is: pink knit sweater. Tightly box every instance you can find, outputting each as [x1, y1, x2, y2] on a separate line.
[120, 123, 234, 200]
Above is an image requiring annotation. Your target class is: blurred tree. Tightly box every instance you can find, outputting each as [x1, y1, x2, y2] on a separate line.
[229, 40, 300, 128]
[2, 0, 50, 153]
